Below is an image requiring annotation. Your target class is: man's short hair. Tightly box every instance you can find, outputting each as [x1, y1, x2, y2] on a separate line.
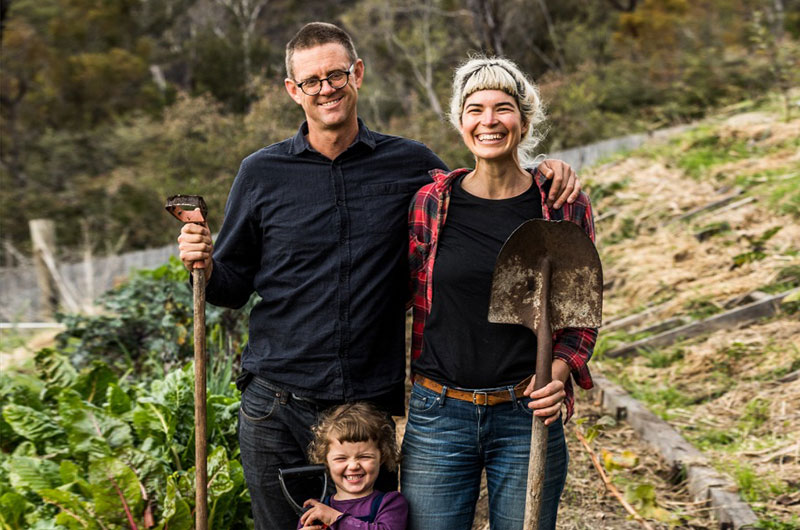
[285, 22, 358, 79]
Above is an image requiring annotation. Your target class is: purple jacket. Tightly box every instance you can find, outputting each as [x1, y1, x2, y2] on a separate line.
[297, 491, 408, 530]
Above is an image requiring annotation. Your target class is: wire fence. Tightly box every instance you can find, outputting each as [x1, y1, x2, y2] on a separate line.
[0, 243, 178, 322]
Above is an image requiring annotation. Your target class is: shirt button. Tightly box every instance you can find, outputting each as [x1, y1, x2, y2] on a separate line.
[336, 199, 344, 206]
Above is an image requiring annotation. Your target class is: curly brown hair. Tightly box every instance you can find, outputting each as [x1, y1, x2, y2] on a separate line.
[308, 402, 400, 472]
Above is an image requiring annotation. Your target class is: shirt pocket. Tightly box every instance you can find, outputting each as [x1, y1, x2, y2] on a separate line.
[358, 182, 421, 233]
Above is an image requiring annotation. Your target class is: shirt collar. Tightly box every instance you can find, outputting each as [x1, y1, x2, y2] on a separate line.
[288, 118, 377, 155]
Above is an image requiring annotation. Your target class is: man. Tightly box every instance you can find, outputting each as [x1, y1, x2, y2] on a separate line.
[178, 22, 580, 529]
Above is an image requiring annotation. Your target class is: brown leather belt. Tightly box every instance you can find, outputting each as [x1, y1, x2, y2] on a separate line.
[414, 374, 532, 406]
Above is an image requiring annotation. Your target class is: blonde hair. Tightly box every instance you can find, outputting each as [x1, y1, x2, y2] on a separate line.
[449, 56, 546, 167]
[308, 402, 400, 472]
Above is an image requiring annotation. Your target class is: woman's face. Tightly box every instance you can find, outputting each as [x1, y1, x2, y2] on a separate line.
[459, 89, 526, 162]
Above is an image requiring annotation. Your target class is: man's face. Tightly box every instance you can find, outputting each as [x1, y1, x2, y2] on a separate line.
[285, 43, 364, 133]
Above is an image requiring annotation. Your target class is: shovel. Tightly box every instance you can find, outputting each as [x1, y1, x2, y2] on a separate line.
[165, 195, 210, 530]
[488, 219, 602, 530]
[278, 465, 329, 517]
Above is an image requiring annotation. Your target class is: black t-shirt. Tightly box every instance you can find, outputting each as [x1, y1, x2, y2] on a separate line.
[417, 173, 544, 389]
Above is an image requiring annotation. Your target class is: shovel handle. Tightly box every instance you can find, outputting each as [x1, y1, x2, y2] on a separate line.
[524, 256, 553, 530]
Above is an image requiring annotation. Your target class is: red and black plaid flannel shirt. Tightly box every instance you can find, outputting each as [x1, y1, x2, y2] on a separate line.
[408, 167, 598, 421]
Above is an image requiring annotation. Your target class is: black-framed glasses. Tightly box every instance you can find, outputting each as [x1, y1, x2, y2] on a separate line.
[295, 63, 355, 96]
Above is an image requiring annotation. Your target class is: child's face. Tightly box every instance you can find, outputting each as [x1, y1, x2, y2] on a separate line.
[326, 437, 382, 500]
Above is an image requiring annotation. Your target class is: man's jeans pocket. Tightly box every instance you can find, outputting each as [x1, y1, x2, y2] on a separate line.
[239, 382, 278, 422]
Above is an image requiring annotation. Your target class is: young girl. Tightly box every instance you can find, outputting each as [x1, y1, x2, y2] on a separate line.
[298, 402, 408, 530]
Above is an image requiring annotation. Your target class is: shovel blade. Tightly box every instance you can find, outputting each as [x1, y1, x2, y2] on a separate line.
[488, 219, 603, 333]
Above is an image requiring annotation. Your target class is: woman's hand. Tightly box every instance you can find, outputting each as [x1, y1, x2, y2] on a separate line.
[299, 499, 342, 529]
[537, 159, 581, 209]
[177, 221, 214, 278]
[523, 359, 571, 425]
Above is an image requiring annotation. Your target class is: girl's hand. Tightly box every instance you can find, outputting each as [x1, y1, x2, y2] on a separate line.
[299, 499, 342, 529]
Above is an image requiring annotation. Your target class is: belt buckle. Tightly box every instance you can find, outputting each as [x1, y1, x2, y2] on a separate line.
[472, 391, 488, 406]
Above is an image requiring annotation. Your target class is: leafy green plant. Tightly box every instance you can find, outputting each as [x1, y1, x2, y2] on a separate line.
[0, 349, 250, 529]
[694, 220, 731, 242]
[588, 177, 632, 202]
[691, 428, 737, 450]
[767, 175, 800, 219]
[56, 257, 255, 381]
[764, 265, 800, 294]
[575, 415, 617, 445]
[722, 341, 755, 361]
[738, 398, 771, 433]
[623, 379, 694, 420]
[643, 347, 684, 369]
[732, 226, 783, 268]
[603, 216, 638, 245]
[755, 516, 800, 529]
[0, 259, 255, 528]
[675, 128, 752, 179]
[683, 296, 723, 320]
[624, 483, 677, 524]
[731, 463, 789, 505]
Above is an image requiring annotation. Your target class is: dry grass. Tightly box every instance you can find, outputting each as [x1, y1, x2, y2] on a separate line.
[588, 99, 800, 526]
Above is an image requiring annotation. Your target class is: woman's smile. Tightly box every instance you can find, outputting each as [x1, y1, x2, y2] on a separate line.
[460, 89, 524, 161]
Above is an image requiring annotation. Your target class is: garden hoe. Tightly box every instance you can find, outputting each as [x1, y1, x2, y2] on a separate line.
[488, 219, 603, 530]
[165, 195, 210, 530]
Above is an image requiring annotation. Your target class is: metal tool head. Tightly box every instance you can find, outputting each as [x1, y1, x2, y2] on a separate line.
[165, 195, 208, 224]
[488, 219, 603, 334]
[278, 465, 329, 516]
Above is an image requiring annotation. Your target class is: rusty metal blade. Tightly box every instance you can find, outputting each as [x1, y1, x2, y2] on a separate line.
[165, 194, 208, 224]
[488, 219, 603, 333]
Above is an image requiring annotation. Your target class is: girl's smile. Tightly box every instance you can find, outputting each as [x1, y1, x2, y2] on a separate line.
[326, 438, 381, 500]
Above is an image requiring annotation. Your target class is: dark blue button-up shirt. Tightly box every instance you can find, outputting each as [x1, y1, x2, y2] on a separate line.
[205, 119, 446, 411]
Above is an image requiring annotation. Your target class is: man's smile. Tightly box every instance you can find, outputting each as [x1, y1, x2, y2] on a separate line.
[319, 96, 344, 107]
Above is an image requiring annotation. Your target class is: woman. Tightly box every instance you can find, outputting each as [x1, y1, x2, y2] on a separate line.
[402, 57, 597, 530]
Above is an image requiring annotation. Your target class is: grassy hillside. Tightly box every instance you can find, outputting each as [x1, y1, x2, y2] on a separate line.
[587, 92, 799, 527]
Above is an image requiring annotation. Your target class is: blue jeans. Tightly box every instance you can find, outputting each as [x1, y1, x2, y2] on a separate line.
[238, 377, 398, 530]
[401, 382, 568, 530]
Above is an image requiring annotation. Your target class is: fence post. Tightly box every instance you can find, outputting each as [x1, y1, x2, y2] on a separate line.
[29, 219, 59, 319]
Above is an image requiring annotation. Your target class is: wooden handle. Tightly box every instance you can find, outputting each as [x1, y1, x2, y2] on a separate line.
[193, 267, 208, 530]
[524, 256, 553, 530]
[524, 418, 548, 529]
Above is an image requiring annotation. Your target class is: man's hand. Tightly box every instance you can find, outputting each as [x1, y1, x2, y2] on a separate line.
[299, 499, 343, 529]
[177, 222, 214, 279]
[537, 159, 580, 209]
[523, 359, 570, 425]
